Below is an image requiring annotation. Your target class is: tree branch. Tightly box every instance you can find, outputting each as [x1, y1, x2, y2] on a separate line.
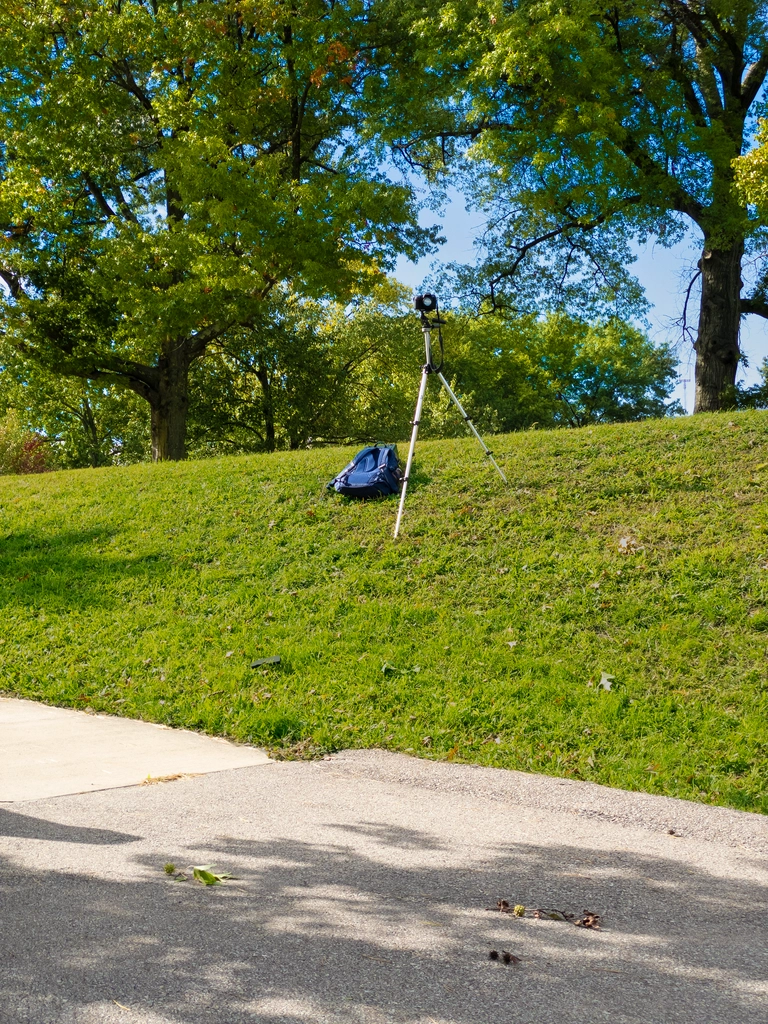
[113, 184, 140, 225]
[670, 268, 701, 345]
[187, 321, 237, 361]
[37, 353, 162, 393]
[0, 268, 23, 299]
[82, 173, 118, 219]
[693, 40, 724, 115]
[109, 59, 155, 114]
[742, 50, 768, 110]
[486, 196, 642, 290]
[675, 67, 710, 127]
[617, 137, 704, 222]
[703, 2, 746, 68]
[663, 0, 711, 51]
[741, 296, 768, 319]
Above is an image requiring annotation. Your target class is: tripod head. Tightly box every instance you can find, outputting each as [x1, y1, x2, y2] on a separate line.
[419, 310, 446, 328]
[413, 293, 445, 372]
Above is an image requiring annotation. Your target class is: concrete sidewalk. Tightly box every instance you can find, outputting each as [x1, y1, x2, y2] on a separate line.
[1, 700, 767, 1024]
[0, 697, 270, 801]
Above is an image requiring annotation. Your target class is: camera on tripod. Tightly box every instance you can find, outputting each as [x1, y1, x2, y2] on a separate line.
[414, 293, 438, 314]
[394, 290, 507, 538]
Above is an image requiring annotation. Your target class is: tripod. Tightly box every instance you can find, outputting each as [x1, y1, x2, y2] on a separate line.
[394, 309, 507, 539]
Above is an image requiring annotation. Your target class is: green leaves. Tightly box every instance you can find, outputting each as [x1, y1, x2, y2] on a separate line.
[191, 865, 235, 886]
[0, 0, 435, 458]
[734, 118, 768, 222]
[163, 864, 236, 885]
[432, 0, 767, 328]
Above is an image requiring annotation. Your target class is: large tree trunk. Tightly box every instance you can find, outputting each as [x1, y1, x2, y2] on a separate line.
[694, 241, 743, 413]
[148, 343, 190, 461]
[255, 359, 276, 452]
[78, 396, 102, 468]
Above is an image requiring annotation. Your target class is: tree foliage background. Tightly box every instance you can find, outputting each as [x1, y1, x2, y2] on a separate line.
[1, 287, 680, 469]
[0, 0, 433, 459]
[0, 0, 737, 472]
[404, 0, 768, 412]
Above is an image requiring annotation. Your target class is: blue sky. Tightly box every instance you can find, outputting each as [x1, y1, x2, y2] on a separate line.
[394, 193, 768, 414]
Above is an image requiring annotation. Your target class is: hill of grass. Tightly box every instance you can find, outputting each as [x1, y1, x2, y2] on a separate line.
[1, 411, 767, 813]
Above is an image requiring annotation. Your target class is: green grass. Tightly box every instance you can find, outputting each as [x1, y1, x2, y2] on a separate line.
[2, 411, 768, 813]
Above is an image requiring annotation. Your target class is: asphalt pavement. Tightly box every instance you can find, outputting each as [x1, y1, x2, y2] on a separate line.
[1, 698, 766, 1024]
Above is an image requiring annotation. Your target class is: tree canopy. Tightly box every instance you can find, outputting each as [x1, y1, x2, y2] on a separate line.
[0, 0, 434, 459]
[0, 0, 716, 465]
[406, 0, 768, 411]
[734, 116, 768, 219]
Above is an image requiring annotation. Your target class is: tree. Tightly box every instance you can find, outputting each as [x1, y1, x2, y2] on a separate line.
[0, 0, 432, 460]
[0, 345, 149, 466]
[397, 312, 680, 431]
[184, 292, 406, 455]
[414, 0, 768, 412]
[532, 316, 681, 426]
[0, 409, 53, 474]
[183, 293, 680, 449]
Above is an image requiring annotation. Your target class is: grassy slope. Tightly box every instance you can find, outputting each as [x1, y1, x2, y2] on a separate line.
[1, 411, 767, 813]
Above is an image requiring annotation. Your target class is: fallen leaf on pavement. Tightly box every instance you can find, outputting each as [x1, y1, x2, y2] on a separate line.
[491, 901, 600, 928]
[489, 950, 522, 964]
[141, 773, 202, 786]
[192, 865, 236, 886]
[576, 911, 602, 929]
[533, 908, 573, 922]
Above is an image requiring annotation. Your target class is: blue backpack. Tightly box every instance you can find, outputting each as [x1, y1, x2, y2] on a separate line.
[328, 445, 402, 499]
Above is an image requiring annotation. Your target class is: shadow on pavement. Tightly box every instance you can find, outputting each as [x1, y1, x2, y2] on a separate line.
[0, 808, 140, 845]
[1, 817, 766, 1023]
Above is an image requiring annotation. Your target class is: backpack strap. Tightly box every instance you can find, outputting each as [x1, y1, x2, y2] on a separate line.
[327, 446, 377, 490]
[349, 446, 376, 465]
[327, 456, 355, 491]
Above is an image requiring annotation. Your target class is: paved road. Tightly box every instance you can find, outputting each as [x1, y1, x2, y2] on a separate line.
[1, 704, 767, 1023]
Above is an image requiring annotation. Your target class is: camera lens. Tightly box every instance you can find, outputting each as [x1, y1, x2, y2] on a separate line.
[414, 293, 438, 312]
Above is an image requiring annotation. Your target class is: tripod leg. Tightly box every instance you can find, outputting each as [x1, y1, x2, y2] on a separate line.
[436, 371, 508, 484]
[394, 366, 429, 539]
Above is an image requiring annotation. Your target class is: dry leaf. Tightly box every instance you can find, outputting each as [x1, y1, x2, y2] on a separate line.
[617, 535, 640, 554]
[141, 774, 183, 786]
[576, 911, 602, 929]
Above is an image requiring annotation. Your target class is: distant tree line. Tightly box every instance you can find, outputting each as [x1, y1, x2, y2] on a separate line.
[0, 281, 680, 471]
[1, 0, 766, 471]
